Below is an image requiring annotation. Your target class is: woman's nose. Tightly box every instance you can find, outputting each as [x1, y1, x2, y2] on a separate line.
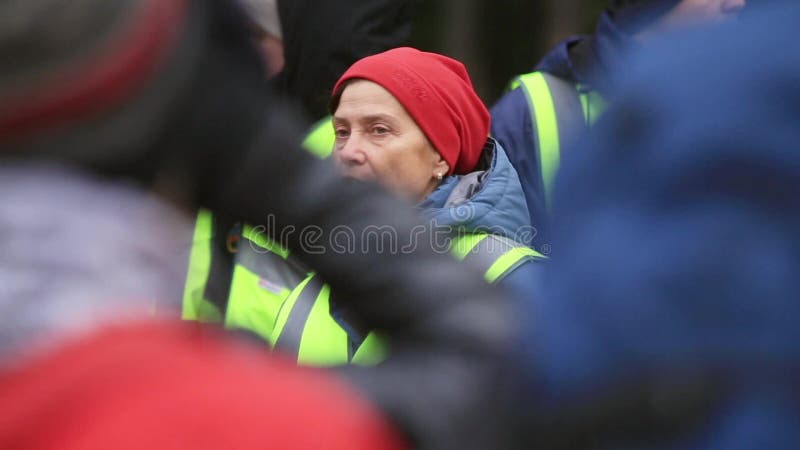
[336, 134, 367, 166]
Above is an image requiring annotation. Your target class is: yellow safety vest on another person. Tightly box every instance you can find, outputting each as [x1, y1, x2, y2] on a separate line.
[182, 119, 544, 366]
[507, 72, 607, 209]
[181, 210, 544, 366]
[302, 116, 335, 159]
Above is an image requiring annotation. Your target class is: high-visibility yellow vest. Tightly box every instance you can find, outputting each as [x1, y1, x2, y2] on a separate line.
[182, 115, 545, 366]
[181, 211, 545, 367]
[181, 209, 382, 365]
[508, 72, 607, 210]
[181, 210, 305, 340]
[182, 119, 333, 333]
[267, 231, 545, 366]
[302, 116, 335, 159]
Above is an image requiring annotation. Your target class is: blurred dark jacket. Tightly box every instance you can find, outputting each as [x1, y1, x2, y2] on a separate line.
[274, 0, 413, 121]
[533, 11, 634, 93]
[515, 3, 800, 449]
[0, 1, 511, 449]
[490, 11, 637, 251]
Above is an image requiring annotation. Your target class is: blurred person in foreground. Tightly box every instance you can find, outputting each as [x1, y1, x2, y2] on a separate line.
[513, 2, 800, 448]
[239, 0, 285, 76]
[0, 1, 511, 449]
[491, 0, 746, 253]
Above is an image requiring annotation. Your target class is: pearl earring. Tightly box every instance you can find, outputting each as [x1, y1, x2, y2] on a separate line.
[435, 173, 444, 181]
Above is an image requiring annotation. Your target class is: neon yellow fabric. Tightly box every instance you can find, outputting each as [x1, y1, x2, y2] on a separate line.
[225, 264, 291, 342]
[182, 210, 301, 341]
[450, 233, 489, 261]
[485, 246, 546, 283]
[181, 209, 222, 322]
[302, 116, 335, 159]
[267, 274, 387, 366]
[295, 284, 351, 366]
[242, 225, 290, 259]
[514, 72, 561, 210]
[225, 226, 295, 341]
[270, 275, 315, 342]
[512, 74, 608, 210]
[180, 209, 376, 365]
[352, 333, 388, 366]
[578, 88, 608, 125]
[183, 209, 539, 367]
[452, 233, 544, 282]
[270, 277, 382, 367]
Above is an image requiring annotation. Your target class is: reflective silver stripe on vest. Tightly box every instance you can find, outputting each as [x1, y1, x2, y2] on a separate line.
[273, 277, 324, 356]
[515, 72, 589, 209]
[236, 237, 306, 290]
[518, 77, 543, 178]
[541, 73, 587, 153]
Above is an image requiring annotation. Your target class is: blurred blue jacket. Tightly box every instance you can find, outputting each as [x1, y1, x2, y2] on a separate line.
[517, 3, 800, 449]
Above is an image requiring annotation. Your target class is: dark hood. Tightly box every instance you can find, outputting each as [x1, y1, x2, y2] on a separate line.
[535, 11, 641, 94]
[274, 0, 412, 120]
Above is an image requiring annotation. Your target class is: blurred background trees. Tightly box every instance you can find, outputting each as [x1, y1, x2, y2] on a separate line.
[410, 0, 604, 104]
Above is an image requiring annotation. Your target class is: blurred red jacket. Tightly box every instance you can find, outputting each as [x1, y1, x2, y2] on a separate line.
[0, 322, 404, 450]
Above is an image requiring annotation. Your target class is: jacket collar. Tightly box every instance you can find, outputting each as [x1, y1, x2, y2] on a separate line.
[418, 138, 532, 244]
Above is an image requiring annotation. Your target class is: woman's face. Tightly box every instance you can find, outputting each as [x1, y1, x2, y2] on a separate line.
[332, 80, 449, 202]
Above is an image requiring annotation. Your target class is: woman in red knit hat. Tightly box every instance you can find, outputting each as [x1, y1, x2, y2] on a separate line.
[258, 48, 542, 382]
[330, 47, 544, 289]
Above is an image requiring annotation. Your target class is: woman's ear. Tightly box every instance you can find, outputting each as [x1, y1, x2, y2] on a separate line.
[433, 155, 450, 178]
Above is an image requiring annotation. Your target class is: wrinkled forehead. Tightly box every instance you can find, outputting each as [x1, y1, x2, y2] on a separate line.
[333, 79, 418, 127]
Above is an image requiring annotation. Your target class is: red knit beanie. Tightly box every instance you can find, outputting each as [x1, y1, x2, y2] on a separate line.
[332, 47, 490, 175]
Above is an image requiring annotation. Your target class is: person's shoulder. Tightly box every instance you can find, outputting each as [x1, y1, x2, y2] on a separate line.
[491, 84, 529, 119]
[494, 249, 545, 299]
[490, 87, 532, 153]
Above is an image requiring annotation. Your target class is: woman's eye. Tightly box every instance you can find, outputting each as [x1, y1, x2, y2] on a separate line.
[334, 129, 350, 139]
[372, 126, 389, 135]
